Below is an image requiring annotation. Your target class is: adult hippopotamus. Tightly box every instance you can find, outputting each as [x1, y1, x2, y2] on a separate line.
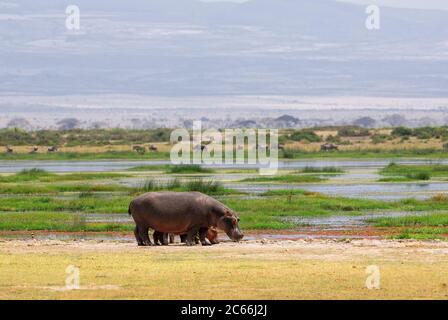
[128, 192, 243, 246]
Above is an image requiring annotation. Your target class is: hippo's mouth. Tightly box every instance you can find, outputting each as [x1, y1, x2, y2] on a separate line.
[228, 230, 244, 242]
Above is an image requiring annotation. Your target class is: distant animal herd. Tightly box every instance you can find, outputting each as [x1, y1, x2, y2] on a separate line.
[3, 145, 160, 154]
[4, 146, 58, 154]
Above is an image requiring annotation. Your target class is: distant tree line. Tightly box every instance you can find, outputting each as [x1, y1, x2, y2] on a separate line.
[0, 128, 172, 147]
[391, 127, 448, 140]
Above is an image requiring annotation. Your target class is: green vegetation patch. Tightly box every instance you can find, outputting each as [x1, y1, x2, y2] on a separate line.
[369, 213, 448, 227]
[0, 212, 133, 232]
[0, 169, 130, 183]
[166, 165, 214, 174]
[240, 175, 326, 183]
[379, 162, 448, 181]
[300, 166, 344, 174]
[138, 178, 236, 195]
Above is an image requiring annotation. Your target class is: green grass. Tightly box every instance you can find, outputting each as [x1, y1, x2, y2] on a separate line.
[127, 164, 214, 174]
[127, 165, 169, 171]
[166, 165, 214, 174]
[378, 163, 448, 181]
[0, 196, 131, 214]
[369, 213, 448, 227]
[3, 191, 448, 232]
[240, 175, 326, 183]
[300, 166, 344, 174]
[0, 183, 132, 194]
[0, 212, 133, 232]
[0, 169, 130, 183]
[369, 213, 448, 240]
[392, 228, 448, 240]
[138, 178, 233, 195]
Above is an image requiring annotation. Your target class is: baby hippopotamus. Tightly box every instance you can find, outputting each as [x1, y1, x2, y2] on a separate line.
[154, 227, 219, 246]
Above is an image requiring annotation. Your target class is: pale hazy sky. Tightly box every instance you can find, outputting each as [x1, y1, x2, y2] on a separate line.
[204, 0, 448, 11]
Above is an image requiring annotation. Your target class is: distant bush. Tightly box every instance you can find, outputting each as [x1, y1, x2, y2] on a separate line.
[391, 127, 413, 137]
[371, 134, 389, 144]
[281, 149, 295, 159]
[325, 135, 341, 143]
[138, 178, 222, 194]
[289, 130, 321, 143]
[337, 126, 370, 137]
[407, 172, 431, 181]
[185, 179, 223, 194]
[392, 126, 448, 140]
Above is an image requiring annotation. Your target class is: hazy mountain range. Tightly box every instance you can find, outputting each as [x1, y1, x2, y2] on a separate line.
[0, 0, 447, 129]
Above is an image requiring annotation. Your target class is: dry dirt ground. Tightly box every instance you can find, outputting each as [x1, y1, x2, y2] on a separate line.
[1, 238, 448, 300]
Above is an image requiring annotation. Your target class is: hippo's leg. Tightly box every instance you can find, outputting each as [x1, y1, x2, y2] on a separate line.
[180, 234, 187, 243]
[134, 226, 144, 246]
[138, 226, 152, 246]
[169, 233, 175, 244]
[199, 228, 212, 246]
[185, 227, 201, 246]
[153, 231, 161, 246]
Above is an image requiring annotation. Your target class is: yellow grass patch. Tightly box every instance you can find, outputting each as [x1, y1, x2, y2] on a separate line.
[1, 239, 448, 300]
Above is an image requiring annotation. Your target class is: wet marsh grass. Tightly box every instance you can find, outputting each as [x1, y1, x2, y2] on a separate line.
[240, 175, 326, 184]
[127, 164, 214, 174]
[2, 165, 448, 238]
[378, 163, 448, 181]
[300, 166, 344, 174]
[166, 165, 214, 174]
[0, 183, 132, 194]
[369, 212, 448, 240]
[4, 188, 448, 232]
[0, 212, 133, 232]
[0, 169, 130, 183]
[138, 178, 231, 195]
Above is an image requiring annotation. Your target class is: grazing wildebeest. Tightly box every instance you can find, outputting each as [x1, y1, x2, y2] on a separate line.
[30, 146, 38, 154]
[133, 145, 146, 154]
[149, 144, 158, 152]
[128, 192, 243, 246]
[47, 146, 58, 152]
[320, 143, 339, 151]
[5, 146, 13, 153]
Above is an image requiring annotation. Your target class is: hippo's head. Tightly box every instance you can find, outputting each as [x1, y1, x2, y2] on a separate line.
[217, 210, 244, 242]
[207, 227, 219, 244]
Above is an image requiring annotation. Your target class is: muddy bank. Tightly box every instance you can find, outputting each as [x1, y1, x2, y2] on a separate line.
[0, 227, 391, 242]
[2, 238, 448, 262]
